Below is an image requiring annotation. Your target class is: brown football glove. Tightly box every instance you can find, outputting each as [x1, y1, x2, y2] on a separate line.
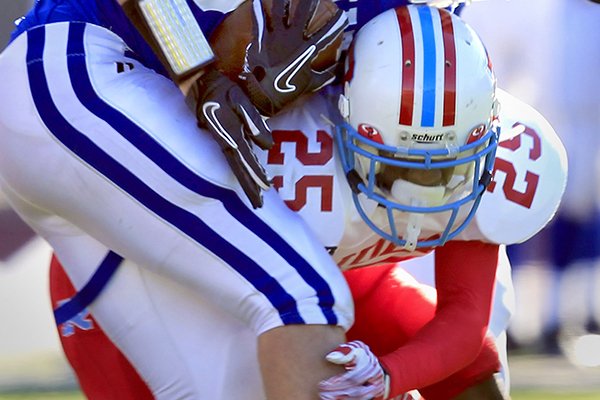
[239, 0, 348, 116]
[195, 69, 273, 208]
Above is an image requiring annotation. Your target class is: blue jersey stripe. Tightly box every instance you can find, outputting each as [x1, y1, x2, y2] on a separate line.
[54, 251, 123, 325]
[27, 23, 337, 326]
[418, 6, 436, 127]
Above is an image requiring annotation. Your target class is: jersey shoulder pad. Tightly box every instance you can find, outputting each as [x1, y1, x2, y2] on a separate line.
[473, 89, 568, 244]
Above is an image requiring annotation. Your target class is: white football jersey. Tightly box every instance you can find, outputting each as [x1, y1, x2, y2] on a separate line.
[261, 88, 567, 270]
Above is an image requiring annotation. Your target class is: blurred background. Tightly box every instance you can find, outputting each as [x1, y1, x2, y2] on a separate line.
[463, 1, 600, 396]
[0, 3, 75, 395]
[463, 0, 600, 368]
[1, 0, 599, 398]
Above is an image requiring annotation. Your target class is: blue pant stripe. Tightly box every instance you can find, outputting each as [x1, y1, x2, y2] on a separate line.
[27, 24, 338, 325]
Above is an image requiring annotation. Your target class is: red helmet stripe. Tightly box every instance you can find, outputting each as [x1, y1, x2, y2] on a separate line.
[440, 10, 456, 127]
[344, 42, 356, 83]
[396, 7, 415, 126]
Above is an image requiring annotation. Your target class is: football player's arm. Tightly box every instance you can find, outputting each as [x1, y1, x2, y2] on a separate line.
[379, 241, 499, 397]
[118, 0, 272, 209]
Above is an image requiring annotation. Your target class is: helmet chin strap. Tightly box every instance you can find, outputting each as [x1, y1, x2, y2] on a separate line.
[391, 180, 446, 251]
[404, 213, 424, 251]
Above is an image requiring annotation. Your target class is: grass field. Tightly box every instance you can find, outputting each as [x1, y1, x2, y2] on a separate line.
[1, 353, 599, 400]
[0, 394, 82, 400]
[512, 392, 600, 400]
[1, 390, 600, 399]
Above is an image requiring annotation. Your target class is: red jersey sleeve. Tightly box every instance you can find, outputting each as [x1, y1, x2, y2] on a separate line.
[379, 241, 500, 397]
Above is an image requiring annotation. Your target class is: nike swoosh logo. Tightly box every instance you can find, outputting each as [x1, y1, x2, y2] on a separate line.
[273, 45, 316, 94]
[202, 101, 238, 149]
[202, 102, 270, 189]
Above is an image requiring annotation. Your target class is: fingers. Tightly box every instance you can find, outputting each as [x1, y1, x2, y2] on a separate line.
[289, 0, 318, 30]
[240, 1, 347, 116]
[195, 70, 271, 208]
[310, 64, 338, 92]
[251, 0, 267, 48]
[319, 341, 386, 400]
[210, 102, 270, 208]
[311, 7, 347, 45]
[230, 86, 273, 149]
[233, 137, 271, 190]
[209, 103, 270, 189]
[270, 0, 287, 28]
[201, 102, 270, 182]
[325, 343, 357, 365]
[239, 104, 273, 149]
[223, 146, 267, 209]
[238, 71, 280, 116]
[200, 101, 237, 148]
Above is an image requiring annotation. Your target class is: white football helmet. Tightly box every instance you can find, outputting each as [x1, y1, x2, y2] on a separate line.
[336, 5, 499, 250]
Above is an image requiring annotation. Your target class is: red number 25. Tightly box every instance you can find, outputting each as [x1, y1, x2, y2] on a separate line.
[267, 130, 334, 212]
[486, 123, 541, 208]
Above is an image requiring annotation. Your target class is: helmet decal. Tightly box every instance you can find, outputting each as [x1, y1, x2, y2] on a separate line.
[396, 6, 416, 126]
[418, 6, 437, 127]
[343, 42, 356, 83]
[358, 123, 384, 144]
[440, 10, 457, 126]
[466, 124, 486, 145]
[397, 7, 458, 128]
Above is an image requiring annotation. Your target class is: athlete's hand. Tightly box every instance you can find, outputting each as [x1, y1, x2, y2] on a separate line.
[195, 68, 272, 208]
[319, 340, 388, 400]
[239, 0, 348, 116]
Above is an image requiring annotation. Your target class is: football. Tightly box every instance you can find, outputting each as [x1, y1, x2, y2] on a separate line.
[209, 0, 343, 80]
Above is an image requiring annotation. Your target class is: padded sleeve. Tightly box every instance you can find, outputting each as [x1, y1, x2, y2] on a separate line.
[379, 241, 499, 397]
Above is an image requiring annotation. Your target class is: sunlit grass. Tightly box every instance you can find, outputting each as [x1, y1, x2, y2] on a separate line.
[0, 392, 84, 399]
[512, 390, 600, 400]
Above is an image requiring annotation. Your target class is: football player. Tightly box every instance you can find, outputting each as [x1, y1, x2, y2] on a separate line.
[47, 3, 566, 400]
[0, 0, 355, 399]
